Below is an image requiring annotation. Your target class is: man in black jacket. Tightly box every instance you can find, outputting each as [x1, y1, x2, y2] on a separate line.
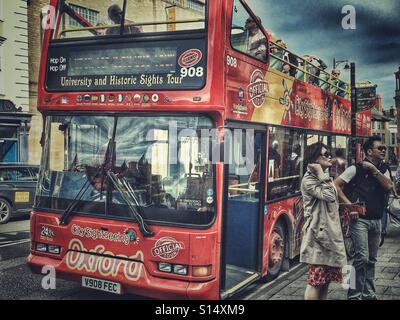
[335, 136, 394, 300]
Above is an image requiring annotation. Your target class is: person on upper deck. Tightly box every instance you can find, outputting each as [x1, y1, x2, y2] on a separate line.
[301, 55, 328, 87]
[269, 42, 284, 71]
[329, 68, 347, 97]
[106, 4, 143, 35]
[245, 16, 267, 61]
[276, 39, 298, 77]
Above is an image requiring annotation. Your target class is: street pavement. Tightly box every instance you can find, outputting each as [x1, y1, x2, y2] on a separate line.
[241, 224, 400, 300]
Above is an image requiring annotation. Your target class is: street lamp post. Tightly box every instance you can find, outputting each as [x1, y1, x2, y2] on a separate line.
[350, 62, 357, 137]
[350, 62, 357, 164]
[333, 58, 350, 70]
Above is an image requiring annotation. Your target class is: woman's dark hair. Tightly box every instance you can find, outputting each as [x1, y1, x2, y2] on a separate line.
[363, 135, 382, 153]
[304, 142, 327, 165]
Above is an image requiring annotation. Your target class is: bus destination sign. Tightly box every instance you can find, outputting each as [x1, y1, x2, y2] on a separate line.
[45, 39, 206, 92]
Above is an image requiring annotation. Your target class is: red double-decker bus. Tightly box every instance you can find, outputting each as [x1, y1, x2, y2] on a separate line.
[28, 0, 364, 299]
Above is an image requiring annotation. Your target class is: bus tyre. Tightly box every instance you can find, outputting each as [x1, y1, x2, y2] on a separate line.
[264, 221, 286, 282]
[0, 198, 12, 224]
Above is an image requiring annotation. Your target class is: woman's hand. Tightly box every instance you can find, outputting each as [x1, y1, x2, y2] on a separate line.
[308, 163, 324, 178]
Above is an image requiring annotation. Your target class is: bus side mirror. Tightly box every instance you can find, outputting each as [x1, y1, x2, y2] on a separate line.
[231, 26, 245, 35]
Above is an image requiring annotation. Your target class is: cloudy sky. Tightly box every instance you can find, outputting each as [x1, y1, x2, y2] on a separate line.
[247, 0, 400, 109]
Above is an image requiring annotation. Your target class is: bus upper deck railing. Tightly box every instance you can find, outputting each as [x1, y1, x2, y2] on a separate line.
[269, 40, 351, 99]
[58, 19, 206, 38]
[56, 23, 349, 99]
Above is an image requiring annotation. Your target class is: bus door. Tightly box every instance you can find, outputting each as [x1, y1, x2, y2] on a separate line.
[221, 124, 266, 298]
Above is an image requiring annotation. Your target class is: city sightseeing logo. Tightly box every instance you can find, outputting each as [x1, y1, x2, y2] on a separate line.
[178, 49, 203, 68]
[151, 237, 185, 260]
[71, 224, 131, 246]
[247, 69, 268, 108]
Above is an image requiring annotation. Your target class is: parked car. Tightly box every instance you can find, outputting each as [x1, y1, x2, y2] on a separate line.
[0, 163, 39, 224]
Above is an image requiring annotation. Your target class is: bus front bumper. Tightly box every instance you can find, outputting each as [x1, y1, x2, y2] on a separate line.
[26, 254, 219, 300]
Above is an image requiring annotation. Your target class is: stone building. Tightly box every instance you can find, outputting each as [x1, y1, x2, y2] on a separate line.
[395, 67, 400, 146]
[0, 0, 32, 163]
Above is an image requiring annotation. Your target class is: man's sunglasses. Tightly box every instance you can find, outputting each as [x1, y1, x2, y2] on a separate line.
[373, 146, 387, 152]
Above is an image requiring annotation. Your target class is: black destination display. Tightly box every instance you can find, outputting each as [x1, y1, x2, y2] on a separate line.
[46, 38, 206, 91]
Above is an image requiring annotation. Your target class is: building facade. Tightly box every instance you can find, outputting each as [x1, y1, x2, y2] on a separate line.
[395, 67, 400, 147]
[371, 93, 398, 164]
[0, 0, 32, 163]
[28, 0, 49, 165]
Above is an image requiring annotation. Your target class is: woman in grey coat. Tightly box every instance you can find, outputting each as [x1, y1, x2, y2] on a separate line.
[300, 142, 347, 300]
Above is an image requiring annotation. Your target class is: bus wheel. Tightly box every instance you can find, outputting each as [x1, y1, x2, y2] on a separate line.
[0, 198, 12, 224]
[265, 221, 286, 282]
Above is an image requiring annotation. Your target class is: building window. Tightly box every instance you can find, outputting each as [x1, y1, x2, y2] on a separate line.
[68, 4, 99, 27]
[0, 0, 3, 21]
[392, 133, 396, 145]
[163, 0, 205, 13]
[187, 0, 205, 12]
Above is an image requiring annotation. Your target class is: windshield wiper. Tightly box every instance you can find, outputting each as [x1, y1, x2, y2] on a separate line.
[59, 138, 114, 226]
[59, 165, 103, 225]
[59, 133, 154, 238]
[107, 171, 154, 237]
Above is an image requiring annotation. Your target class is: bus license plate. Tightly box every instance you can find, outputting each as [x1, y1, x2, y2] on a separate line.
[82, 276, 121, 295]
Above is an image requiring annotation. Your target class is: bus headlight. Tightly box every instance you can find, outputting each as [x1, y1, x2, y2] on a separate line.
[158, 263, 188, 275]
[48, 245, 61, 254]
[158, 262, 172, 273]
[36, 243, 48, 252]
[173, 265, 188, 275]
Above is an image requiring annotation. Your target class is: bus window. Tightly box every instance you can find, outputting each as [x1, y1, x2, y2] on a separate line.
[55, 0, 207, 40]
[227, 129, 262, 199]
[306, 133, 349, 178]
[267, 127, 304, 200]
[230, 0, 268, 63]
[36, 115, 215, 226]
[330, 135, 349, 179]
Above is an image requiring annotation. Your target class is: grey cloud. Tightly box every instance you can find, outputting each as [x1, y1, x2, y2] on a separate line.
[247, 0, 399, 108]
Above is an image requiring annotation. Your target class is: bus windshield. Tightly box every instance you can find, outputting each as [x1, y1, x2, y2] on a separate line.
[54, 0, 207, 40]
[36, 115, 215, 226]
